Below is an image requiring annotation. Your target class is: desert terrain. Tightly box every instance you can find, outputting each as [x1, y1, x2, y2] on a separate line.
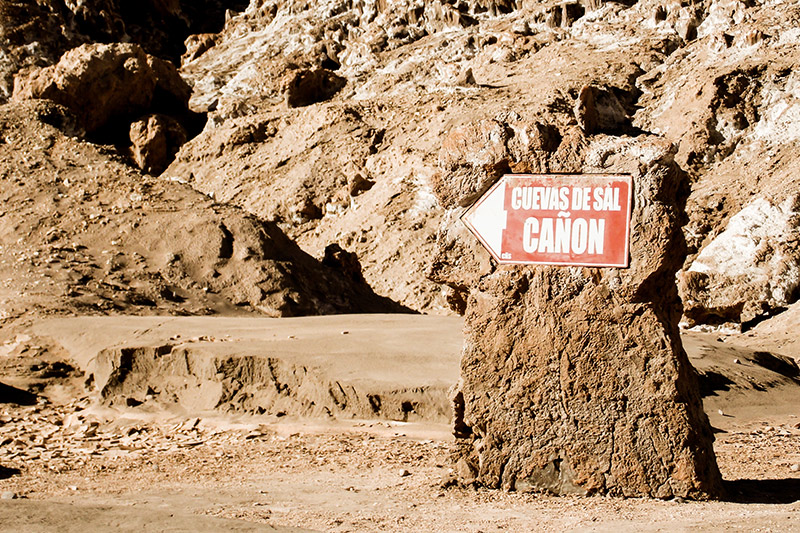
[0, 315, 799, 531]
[1, 0, 799, 531]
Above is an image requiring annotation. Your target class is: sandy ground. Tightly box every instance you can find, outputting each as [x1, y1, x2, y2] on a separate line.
[1, 314, 799, 532]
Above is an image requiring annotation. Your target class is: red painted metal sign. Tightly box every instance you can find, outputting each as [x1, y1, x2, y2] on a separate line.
[461, 174, 632, 267]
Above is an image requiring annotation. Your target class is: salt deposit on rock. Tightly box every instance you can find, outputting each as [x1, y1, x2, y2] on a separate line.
[681, 195, 800, 325]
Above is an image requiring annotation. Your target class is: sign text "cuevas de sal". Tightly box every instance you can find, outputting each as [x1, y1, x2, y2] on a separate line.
[511, 184, 622, 256]
[461, 174, 632, 267]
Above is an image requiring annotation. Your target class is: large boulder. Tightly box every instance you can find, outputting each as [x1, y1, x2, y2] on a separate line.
[12, 42, 192, 134]
[0, 100, 405, 320]
[430, 114, 723, 499]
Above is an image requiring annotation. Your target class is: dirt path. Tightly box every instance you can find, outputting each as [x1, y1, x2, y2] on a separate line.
[1, 315, 799, 531]
[1, 412, 799, 532]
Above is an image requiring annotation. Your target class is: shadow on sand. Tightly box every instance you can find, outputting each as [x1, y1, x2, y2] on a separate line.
[725, 478, 800, 504]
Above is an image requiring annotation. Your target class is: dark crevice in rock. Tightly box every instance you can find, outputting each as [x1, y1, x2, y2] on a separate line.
[697, 370, 736, 397]
[218, 223, 234, 260]
[0, 382, 37, 405]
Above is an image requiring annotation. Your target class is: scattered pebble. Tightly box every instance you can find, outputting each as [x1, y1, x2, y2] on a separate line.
[399, 468, 411, 477]
[791, 464, 800, 472]
[1, 491, 17, 500]
[733, 358, 740, 364]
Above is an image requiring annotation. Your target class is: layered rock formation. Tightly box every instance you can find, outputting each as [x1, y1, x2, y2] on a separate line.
[161, 0, 800, 319]
[431, 113, 723, 498]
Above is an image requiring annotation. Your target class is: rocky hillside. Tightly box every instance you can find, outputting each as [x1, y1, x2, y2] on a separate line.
[0, 0, 248, 100]
[0, 100, 403, 324]
[2, 0, 799, 324]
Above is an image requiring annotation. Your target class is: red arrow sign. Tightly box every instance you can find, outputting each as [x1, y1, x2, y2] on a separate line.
[462, 174, 632, 267]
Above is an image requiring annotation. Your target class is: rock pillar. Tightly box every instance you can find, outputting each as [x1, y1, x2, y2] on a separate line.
[430, 119, 724, 499]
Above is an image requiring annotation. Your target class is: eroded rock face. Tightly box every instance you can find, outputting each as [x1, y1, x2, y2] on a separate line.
[0, 0, 250, 107]
[431, 115, 723, 498]
[12, 42, 203, 173]
[680, 195, 800, 326]
[13, 43, 191, 134]
[166, 0, 800, 318]
[0, 0, 72, 101]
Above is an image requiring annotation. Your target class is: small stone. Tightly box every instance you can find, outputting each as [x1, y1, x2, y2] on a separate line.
[733, 359, 741, 364]
[717, 409, 725, 416]
[399, 468, 411, 477]
[1, 491, 17, 500]
[455, 68, 477, 87]
[511, 20, 530, 35]
[341, 331, 349, 335]
[790, 464, 800, 472]
[743, 30, 763, 46]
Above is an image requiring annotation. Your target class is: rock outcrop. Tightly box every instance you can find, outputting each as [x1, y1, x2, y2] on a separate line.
[680, 196, 800, 326]
[430, 114, 723, 498]
[12, 42, 203, 172]
[0, 0, 249, 101]
[13, 43, 193, 134]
